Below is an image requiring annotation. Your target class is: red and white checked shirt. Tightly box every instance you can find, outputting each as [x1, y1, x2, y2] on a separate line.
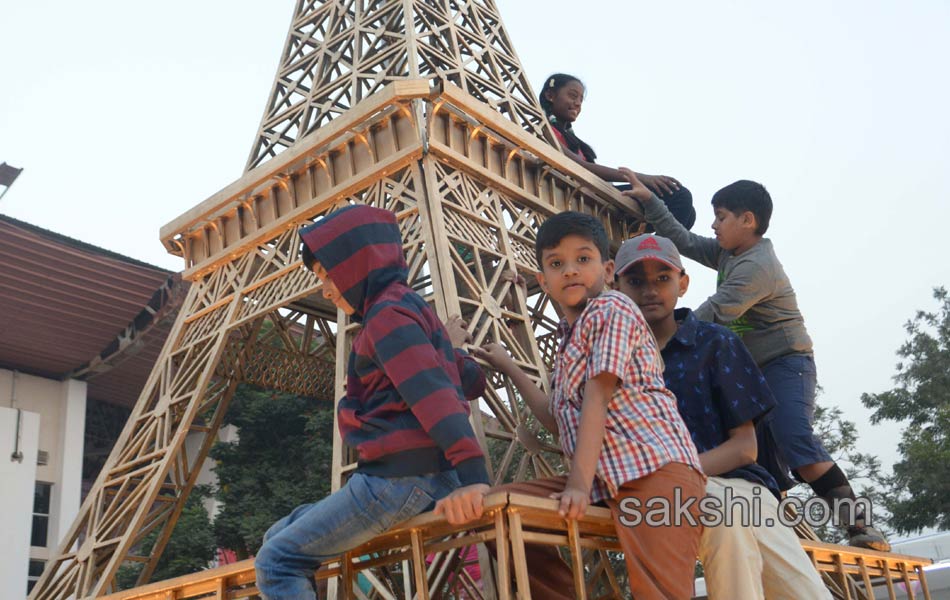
[551, 291, 702, 503]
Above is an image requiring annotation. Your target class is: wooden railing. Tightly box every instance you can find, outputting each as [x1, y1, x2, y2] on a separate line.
[159, 80, 643, 278]
[802, 540, 933, 600]
[101, 492, 932, 600]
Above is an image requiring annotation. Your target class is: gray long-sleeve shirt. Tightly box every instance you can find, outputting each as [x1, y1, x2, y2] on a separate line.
[643, 195, 812, 366]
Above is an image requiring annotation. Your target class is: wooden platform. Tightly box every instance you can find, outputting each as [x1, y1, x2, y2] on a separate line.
[99, 493, 932, 600]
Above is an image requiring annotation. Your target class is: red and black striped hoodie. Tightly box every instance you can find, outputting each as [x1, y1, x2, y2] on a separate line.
[299, 205, 489, 486]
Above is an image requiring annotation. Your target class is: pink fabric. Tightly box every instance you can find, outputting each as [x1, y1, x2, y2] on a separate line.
[551, 127, 588, 161]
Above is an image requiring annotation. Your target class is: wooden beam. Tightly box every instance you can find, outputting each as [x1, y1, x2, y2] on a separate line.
[161, 80, 431, 245]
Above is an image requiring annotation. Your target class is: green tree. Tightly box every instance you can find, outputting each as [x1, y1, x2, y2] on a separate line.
[115, 485, 216, 589]
[862, 287, 950, 533]
[210, 385, 335, 557]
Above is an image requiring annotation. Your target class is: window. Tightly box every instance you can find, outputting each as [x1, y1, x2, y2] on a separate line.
[27, 560, 45, 593]
[31, 482, 52, 547]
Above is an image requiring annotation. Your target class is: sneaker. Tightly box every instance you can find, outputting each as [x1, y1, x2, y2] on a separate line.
[848, 526, 891, 552]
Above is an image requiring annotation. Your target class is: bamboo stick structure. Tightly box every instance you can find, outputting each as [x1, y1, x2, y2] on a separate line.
[91, 495, 933, 600]
[29, 1, 932, 599]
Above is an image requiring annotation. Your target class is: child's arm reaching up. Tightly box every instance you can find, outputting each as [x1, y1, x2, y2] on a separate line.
[473, 343, 559, 434]
[620, 168, 722, 269]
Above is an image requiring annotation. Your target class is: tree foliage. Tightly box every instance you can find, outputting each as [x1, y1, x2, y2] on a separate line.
[210, 385, 335, 557]
[862, 287, 950, 533]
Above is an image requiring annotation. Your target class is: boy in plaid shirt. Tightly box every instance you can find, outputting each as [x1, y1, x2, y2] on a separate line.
[439, 211, 705, 600]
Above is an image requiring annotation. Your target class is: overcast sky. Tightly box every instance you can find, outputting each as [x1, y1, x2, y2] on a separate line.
[2, 1, 949, 492]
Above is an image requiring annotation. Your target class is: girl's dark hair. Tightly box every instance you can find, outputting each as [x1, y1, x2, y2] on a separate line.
[539, 73, 597, 162]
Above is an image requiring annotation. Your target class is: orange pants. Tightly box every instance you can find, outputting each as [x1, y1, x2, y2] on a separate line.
[494, 462, 704, 600]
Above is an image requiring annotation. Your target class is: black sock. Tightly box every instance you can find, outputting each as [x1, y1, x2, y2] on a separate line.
[808, 464, 867, 529]
[808, 464, 851, 498]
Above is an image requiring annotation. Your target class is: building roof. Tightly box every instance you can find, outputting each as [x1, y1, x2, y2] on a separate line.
[0, 214, 185, 407]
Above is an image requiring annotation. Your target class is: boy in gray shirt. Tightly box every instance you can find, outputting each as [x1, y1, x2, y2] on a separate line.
[620, 169, 888, 551]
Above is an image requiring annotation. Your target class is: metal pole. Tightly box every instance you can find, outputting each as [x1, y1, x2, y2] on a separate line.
[0, 164, 23, 202]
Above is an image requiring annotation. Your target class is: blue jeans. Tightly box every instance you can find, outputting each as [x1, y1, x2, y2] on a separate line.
[255, 470, 461, 600]
[756, 353, 832, 490]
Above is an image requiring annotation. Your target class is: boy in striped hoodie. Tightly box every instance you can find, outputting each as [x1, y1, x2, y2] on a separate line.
[255, 204, 490, 600]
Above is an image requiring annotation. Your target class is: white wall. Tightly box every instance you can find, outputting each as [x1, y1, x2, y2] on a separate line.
[51, 378, 86, 549]
[189, 424, 239, 519]
[893, 532, 950, 563]
[0, 406, 40, 600]
[0, 369, 87, 598]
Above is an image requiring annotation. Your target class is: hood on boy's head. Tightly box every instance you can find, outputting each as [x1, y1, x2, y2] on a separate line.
[299, 205, 407, 320]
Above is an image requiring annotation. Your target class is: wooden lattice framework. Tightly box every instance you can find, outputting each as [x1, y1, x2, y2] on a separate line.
[30, 1, 645, 597]
[29, 1, 934, 599]
[244, 0, 552, 171]
[88, 496, 938, 600]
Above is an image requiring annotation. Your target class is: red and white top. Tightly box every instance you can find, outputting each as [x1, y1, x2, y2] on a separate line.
[551, 291, 702, 503]
[552, 127, 590, 161]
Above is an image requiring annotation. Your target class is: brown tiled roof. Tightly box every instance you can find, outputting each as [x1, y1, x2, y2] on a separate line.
[0, 214, 184, 407]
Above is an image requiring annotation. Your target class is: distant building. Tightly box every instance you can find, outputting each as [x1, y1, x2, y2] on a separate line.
[0, 215, 184, 597]
[887, 532, 950, 600]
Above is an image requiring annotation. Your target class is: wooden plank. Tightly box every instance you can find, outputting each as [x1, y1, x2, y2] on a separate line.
[100, 560, 256, 599]
[494, 507, 511, 600]
[899, 562, 917, 600]
[567, 520, 587, 600]
[882, 560, 897, 600]
[428, 140, 633, 243]
[160, 80, 431, 243]
[180, 147, 421, 279]
[84, 498, 938, 600]
[835, 553, 852, 600]
[857, 556, 874, 600]
[340, 553, 354, 600]
[800, 539, 932, 566]
[508, 511, 532, 600]
[436, 83, 635, 212]
[410, 529, 430, 600]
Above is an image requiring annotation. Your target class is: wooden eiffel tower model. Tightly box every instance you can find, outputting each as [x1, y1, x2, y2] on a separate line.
[30, 1, 643, 598]
[31, 2, 934, 599]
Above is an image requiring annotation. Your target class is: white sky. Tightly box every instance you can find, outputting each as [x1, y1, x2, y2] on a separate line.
[2, 1, 949, 477]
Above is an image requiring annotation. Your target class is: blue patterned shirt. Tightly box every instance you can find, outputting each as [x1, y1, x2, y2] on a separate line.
[662, 308, 779, 495]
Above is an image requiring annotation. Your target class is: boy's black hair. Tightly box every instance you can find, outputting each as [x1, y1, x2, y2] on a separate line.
[538, 73, 597, 162]
[535, 211, 610, 269]
[711, 180, 773, 235]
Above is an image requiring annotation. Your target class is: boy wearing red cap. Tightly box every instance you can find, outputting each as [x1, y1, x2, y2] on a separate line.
[616, 233, 830, 599]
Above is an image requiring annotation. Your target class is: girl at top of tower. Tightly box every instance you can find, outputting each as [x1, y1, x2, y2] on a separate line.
[540, 73, 696, 229]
